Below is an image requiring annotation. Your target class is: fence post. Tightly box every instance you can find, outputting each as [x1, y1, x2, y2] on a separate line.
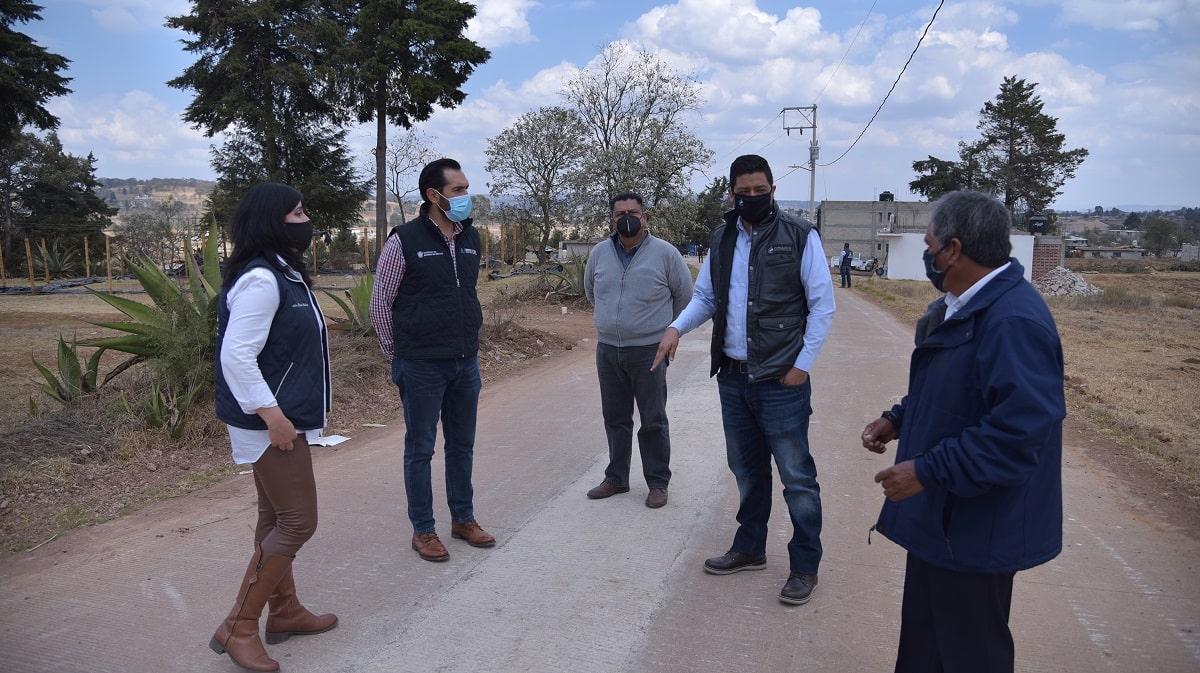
[39, 238, 50, 283]
[25, 238, 36, 295]
[84, 237, 91, 277]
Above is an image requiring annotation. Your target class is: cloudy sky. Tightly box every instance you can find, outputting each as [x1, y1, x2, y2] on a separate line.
[27, 0, 1200, 211]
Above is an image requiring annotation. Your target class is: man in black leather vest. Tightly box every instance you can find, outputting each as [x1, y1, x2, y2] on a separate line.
[654, 154, 836, 606]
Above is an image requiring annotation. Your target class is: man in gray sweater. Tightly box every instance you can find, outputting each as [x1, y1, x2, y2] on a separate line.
[584, 191, 694, 508]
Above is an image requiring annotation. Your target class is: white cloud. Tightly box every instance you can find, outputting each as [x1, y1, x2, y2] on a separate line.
[466, 0, 540, 48]
[627, 0, 835, 64]
[1056, 0, 1200, 33]
[83, 0, 190, 34]
[50, 90, 213, 178]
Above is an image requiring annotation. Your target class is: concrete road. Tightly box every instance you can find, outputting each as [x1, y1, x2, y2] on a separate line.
[1, 289, 1197, 673]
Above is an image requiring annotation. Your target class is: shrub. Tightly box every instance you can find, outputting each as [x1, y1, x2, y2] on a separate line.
[324, 272, 375, 337]
[31, 334, 106, 407]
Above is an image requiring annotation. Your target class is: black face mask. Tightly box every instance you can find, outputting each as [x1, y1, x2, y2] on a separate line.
[734, 192, 773, 224]
[617, 214, 642, 238]
[287, 219, 314, 253]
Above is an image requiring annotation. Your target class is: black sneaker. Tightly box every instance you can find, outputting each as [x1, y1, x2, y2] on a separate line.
[779, 573, 818, 605]
[703, 550, 767, 575]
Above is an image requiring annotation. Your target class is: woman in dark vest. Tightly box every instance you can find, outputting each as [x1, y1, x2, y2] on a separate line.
[209, 183, 335, 672]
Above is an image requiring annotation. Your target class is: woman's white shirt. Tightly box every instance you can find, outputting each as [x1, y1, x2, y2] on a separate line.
[221, 264, 324, 464]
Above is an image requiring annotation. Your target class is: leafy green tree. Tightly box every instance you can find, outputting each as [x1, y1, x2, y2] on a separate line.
[0, 0, 71, 144]
[486, 107, 590, 263]
[909, 77, 1087, 218]
[1123, 212, 1143, 231]
[1142, 215, 1179, 257]
[167, 0, 367, 226]
[973, 76, 1088, 219]
[0, 132, 114, 267]
[206, 122, 369, 230]
[909, 155, 964, 201]
[338, 0, 490, 257]
[690, 176, 729, 243]
[563, 42, 713, 238]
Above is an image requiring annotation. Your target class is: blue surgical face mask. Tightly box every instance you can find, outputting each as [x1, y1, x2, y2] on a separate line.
[437, 191, 473, 222]
[923, 248, 947, 292]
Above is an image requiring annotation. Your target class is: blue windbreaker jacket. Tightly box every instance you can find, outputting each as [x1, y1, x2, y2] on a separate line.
[874, 260, 1065, 573]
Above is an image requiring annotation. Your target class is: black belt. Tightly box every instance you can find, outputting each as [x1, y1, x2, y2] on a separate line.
[723, 357, 750, 374]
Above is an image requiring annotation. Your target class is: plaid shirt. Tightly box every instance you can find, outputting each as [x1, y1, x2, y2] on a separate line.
[368, 219, 464, 358]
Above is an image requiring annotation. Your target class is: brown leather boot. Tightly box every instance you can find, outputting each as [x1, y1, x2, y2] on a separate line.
[209, 549, 292, 672]
[265, 566, 338, 644]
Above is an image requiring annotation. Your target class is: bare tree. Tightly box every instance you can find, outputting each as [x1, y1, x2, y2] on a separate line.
[383, 128, 437, 224]
[486, 107, 590, 262]
[563, 42, 713, 238]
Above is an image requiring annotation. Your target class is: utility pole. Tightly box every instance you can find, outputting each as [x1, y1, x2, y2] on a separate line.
[783, 106, 819, 221]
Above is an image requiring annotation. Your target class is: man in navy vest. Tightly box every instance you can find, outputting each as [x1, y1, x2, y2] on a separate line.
[839, 242, 854, 288]
[369, 158, 495, 562]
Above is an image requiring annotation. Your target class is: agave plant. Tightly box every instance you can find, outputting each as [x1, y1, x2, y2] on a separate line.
[323, 271, 375, 337]
[545, 256, 587, 300]
[81, 217, 222, 389]
[31, 333, 106, 405]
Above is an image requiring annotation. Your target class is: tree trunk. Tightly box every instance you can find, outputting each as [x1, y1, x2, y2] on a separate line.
[374, 107, 388, 267]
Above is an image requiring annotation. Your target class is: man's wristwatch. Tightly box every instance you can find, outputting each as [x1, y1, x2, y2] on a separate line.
[881, 410, 901, 429]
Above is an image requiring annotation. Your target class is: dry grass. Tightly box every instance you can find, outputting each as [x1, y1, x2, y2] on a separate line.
[852, 266, 1200, 490]
[0, 272, 585, 555]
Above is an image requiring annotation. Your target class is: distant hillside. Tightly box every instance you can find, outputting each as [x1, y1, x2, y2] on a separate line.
[97, 178, 215, 215]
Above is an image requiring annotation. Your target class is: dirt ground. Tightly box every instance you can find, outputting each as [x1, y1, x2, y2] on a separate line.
[0, 264, 1197, 555]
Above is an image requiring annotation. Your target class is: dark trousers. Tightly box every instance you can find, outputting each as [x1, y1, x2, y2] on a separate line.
[596, 342, 671, 488]
[895, 553, 1015, 673]
[840, 266, 852, 287]
[252, 436, 318, 558]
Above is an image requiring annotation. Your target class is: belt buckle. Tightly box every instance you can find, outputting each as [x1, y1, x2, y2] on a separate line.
[738, 360, 749, 373]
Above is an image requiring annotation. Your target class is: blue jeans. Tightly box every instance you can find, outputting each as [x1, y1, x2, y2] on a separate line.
[717, 367, 822, 575]
[596, 343, 671, 489]
[391, 356, 482, 534]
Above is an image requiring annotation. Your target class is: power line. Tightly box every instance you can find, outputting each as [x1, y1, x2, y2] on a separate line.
[819, 0, 945, 168]
[813, 0, 880, 105]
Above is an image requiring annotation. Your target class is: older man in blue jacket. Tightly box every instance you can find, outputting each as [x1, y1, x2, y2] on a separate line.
[861, 190, 1065, 673]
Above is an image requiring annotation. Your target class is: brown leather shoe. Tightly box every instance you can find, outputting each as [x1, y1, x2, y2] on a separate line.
[645, 487, 668, 508]
[587, 481, 630, 499]
[411, 531, 450, 562]
[450, 520, 495, 548]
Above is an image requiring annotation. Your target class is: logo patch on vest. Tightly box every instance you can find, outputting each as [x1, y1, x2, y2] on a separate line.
[417, 249, 445, 258]
[767, 244, 793, 255]
[461, 247, 479, 257]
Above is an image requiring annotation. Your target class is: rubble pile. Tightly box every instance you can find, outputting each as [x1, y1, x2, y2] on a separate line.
[1033, 266, 1103, 297]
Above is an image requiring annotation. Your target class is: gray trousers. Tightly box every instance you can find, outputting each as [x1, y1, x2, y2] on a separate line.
[596, 342, 672, 488]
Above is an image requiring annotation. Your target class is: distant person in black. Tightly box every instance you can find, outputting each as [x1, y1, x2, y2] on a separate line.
[839, 242, 854, 288]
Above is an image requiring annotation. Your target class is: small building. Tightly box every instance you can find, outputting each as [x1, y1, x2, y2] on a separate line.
[816, 194, 935, 269]
[1075, 246, 1146, 259]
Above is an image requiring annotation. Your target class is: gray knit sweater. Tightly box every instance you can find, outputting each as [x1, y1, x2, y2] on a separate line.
[584, 232, 693, 347]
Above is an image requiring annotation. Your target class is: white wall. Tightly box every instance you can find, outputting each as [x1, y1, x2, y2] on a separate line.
[880, 233, 1034, 282]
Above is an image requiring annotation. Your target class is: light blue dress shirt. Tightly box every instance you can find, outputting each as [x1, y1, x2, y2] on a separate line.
[670, 218, 835, 374]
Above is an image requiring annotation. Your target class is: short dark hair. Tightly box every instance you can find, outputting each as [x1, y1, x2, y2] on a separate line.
[928, 190, 1012, 268]
[730, 154, 773, 187]
[609, 191, 644, 213]
[222, 182, 309, 288]
[418, 158, 462, 205]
